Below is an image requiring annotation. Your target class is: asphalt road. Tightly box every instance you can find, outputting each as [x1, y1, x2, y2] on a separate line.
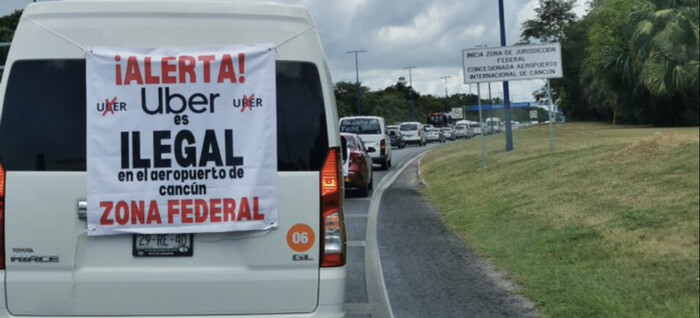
[344, 138, 538, 317]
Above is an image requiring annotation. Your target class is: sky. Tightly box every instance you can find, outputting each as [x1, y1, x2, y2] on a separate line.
[2, 0, 587, 103]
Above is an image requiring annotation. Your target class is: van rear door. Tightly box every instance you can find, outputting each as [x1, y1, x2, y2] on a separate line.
[1, 60, 329, 315]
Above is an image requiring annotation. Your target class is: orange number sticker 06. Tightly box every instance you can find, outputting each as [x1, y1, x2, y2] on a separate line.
[286, 224, 315, 252]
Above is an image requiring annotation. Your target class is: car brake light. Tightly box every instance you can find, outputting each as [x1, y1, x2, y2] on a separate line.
[320, 148, 346, 267]
[380, 139, 386, 155]
[0, 162, 5, 270]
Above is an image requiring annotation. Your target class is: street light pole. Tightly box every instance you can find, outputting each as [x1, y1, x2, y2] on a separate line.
[347, 50, 366, 116]
[440, 76, 451, 114]
[404, 66, 417, 121]
[498, 0, 514, 151]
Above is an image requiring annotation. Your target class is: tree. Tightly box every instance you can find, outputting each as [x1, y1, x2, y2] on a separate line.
[0, 10, 22, 76]
[520, 0, 584, 120]
[623, 0, 699, 124]
[520, 0, 578, 43]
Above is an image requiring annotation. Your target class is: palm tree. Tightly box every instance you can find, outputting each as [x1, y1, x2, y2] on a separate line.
[626, 0, 699, 100]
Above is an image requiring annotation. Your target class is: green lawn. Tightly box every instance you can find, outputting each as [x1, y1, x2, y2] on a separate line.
[420, 123, 699, 318]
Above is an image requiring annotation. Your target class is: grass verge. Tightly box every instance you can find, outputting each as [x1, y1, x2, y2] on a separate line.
[420, 122, 699, 318]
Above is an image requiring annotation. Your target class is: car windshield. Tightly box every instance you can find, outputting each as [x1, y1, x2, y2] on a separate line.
[456, 125, 466, 129]
[400, 124, 418, 131]
[427, 128, 438, 132]
[340, 118, 381, 134]
[441, 128, 451, 131]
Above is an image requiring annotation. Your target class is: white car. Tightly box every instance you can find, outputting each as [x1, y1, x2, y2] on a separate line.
[339, 116, 392, 170]
[425, 128, 445, 143]
[399, 121, 426, 146]
[0, 1, 346, 317]
[440, 127, 455, 140]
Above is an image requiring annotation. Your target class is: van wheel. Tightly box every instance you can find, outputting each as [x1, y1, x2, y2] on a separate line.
[368, 172, 374, 190]
[380, 159, 389, 170]
[388, 159, 392, 168]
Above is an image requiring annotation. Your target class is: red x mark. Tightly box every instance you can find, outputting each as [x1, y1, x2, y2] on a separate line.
[102, 97, 117, 116]
[241, 94, 255, 113]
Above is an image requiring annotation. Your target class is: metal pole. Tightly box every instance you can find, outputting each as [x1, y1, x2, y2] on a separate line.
[441, 76, 451, 114]
[547, 79, 555, 153]
[347, 50, 366, 116]
[488, 82, 494, 134]
[498, 0, 514, 152]
[477, 83, 487, 168]
[404, 66, 417, 121]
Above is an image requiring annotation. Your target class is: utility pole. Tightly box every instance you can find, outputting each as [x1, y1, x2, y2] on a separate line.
[498, 0, 514, 151]
[440, 76, 451, 114]
[347, 50, 366, 116]
[404, 66, 417, 121]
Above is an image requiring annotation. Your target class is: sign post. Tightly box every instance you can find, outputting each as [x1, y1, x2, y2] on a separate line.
[477, 83, 487, 168]
[546, 79, 555, 153]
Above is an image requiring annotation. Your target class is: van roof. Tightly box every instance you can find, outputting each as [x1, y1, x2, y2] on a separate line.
[24, 0, 310, 20]
[11, 0, 318, 62]
[340, 116, 384, 120]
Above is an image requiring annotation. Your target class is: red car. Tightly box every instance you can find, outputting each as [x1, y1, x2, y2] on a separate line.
[341, 133, 374, 196]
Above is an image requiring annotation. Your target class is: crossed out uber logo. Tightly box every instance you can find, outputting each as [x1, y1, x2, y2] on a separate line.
[232, 94, 263, 112]
[96, 97, 127, 117]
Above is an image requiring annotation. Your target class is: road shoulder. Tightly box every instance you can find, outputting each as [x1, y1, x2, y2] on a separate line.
[377, 158, 539, 317]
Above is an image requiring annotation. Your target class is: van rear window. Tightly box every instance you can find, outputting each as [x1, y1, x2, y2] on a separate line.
[340, 118, 381, 135]
[0, 60, 328, 171]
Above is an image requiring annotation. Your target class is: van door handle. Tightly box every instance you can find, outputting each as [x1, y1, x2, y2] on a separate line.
[77, 199, 87, 219]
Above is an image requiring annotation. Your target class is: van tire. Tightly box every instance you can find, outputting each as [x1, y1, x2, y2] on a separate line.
[380, 159, 388, 170]
[368, 172, 374, 190]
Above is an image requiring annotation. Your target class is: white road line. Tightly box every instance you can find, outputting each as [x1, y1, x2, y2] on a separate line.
[364, 149, 431, 318]
[345, 214, 369, 219]
[345, 302, 373, 315]
[347, 241, 366, 247]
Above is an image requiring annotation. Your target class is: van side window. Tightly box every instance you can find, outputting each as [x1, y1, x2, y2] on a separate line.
[0, 60, 328, 172]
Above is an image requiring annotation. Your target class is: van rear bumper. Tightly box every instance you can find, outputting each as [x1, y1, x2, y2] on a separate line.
[0, 307, 344, 318]
[0, 267, 346, 318]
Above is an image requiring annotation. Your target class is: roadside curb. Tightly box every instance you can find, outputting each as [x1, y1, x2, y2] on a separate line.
[416, 155, 428, 187]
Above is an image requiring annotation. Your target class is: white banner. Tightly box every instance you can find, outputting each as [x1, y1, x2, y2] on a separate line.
[86, 45, 278, 236]
[462, 43, 563, 84]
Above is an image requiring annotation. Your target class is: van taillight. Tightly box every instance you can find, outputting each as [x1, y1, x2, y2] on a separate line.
[320, 148, 346, 267]
[380, 139, 386, 156]
[0, 162, 5, 270]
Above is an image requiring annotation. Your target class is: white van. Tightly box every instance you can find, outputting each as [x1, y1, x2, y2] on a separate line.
[339, 116, 392, 170]
[0, 1, 345, 317]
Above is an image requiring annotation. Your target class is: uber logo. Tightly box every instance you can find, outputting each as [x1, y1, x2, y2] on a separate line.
[97, 97, 127, 116]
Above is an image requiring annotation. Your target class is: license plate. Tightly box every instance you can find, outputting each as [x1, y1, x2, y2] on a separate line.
[133, 234, 193, 257]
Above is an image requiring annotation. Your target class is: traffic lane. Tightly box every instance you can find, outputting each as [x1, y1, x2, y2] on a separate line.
[371, 141, 444, 185]
[378, 160, 538, 318]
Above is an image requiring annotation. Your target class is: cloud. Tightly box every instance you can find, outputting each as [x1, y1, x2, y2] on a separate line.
[2, 0, 588, 104]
